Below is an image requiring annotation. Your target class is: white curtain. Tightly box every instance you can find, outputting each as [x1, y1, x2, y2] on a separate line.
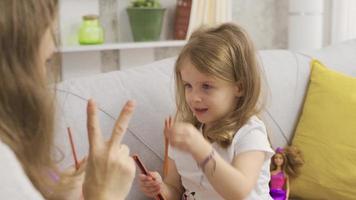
[186, 0, 232, 38]
[288, 0, 324, 50]
[331, 0, 356, 44]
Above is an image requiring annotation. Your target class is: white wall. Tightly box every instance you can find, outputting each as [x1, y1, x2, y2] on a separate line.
[232, 0, 289, 49]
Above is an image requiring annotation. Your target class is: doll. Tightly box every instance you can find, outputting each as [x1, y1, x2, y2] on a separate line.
[270, 146, 304, 200]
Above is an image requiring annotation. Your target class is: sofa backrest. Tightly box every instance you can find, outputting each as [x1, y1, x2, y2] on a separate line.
[55, 39, 355, 200]
[55, 58, 176, 199]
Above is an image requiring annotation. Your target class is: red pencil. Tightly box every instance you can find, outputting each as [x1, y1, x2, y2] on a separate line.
[67, 127, 84, 199]
[67, 127, 79, 170]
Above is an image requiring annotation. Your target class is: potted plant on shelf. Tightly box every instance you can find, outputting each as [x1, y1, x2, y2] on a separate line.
[127, 0, 166, 42]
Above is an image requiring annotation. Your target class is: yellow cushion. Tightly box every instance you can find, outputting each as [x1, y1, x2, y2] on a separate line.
[290, 60, 356, 199]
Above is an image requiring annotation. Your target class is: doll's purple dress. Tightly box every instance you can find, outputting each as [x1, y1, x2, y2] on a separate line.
[270, 171, 286, 200]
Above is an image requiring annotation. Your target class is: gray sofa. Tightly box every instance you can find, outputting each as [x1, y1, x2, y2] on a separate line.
[55, 39, 356, 199]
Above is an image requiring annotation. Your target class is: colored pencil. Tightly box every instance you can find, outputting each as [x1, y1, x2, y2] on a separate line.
[67, 127, 79, 170]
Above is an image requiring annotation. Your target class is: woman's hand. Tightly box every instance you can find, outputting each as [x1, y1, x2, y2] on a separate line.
[83, 99, 136, 200]
[50, 158, 87, 200]
[138, 171, 163, 198]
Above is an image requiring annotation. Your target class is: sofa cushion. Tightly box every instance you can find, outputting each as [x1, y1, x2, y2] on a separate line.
[290, 60, 356, 199]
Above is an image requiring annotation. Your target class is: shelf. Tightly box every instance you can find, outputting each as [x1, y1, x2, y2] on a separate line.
[59, 40, 187, 53]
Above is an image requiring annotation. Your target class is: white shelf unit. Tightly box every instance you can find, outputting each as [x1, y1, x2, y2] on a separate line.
[59, 40, 187, 52]
[59, 0, 180, 80]
[60, 40, 185, 80]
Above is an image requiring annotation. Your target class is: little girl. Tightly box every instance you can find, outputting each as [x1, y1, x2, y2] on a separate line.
[139, 23, 274, 200]
[270, 146, 304, 200]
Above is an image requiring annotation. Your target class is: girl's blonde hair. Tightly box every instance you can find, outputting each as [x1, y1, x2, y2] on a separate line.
[174, 23, 263, 148]
[0, 0, 59, 198]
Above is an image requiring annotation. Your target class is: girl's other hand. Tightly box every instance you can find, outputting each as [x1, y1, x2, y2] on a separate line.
[83, 99, 136, 200]
[139, 171, 163, 198]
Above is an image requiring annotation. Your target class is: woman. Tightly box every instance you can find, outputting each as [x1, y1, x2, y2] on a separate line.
[0, 0, 136, 199]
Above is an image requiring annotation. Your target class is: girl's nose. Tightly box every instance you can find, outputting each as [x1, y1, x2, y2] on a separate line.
[190, 90, 202, 102]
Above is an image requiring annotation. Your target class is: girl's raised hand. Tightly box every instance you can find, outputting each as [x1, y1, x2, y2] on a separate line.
[165, 120, 204, 154]
[139, 171, 164, 198]
[83, 99, 136, 200]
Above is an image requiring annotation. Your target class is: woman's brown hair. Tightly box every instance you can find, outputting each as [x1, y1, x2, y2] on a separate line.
[174, 23, 263, 148]
[0, 0, 59, 198]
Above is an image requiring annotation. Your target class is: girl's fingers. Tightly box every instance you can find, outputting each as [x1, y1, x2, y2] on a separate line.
[138, 175, 152, 183]
[139, 177, 160, 186]
[164, 116, 174, 139]
[138, 174, 147, 180]
[164, 117, 171, 139]
[139, 173, 155, 180]
[141, 184, 161, 195]
[140, 181, 161, 190]
[87, 99, 103, 154]
[168, 116, 173, 128]
[139, 176, 161, 190]
[149, 171, 162, 181]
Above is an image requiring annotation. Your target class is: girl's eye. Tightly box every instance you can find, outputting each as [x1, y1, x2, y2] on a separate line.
[184, 83, 192, 89]
[202, 83, 212, 90]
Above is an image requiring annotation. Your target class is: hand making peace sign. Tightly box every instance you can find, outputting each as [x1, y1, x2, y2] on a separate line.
[83, 99, 136, 200]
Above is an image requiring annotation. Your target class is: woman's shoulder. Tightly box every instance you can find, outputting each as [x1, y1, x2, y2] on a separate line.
[0, 140, 44, 199]
[0, 140, 18, 162]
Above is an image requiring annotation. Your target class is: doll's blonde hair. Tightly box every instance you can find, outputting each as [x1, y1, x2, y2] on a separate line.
[174, 23, 263, 148]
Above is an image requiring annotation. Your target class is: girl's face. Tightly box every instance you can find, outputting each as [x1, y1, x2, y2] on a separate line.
[274, 153, 284, 167]
[180, 59, 242, 128]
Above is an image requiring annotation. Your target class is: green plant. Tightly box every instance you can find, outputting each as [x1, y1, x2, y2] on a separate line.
[130, 0, 161, 8]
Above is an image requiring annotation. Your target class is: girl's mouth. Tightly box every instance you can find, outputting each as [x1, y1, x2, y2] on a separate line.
[194, 108, 208, 115]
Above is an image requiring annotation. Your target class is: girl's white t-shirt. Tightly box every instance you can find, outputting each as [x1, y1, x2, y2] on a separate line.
[0, 140, 44, 199]
[169, 116, 274, 200]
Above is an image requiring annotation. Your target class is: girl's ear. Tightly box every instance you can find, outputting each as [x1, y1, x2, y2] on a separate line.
[234, 82, 243, 97]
